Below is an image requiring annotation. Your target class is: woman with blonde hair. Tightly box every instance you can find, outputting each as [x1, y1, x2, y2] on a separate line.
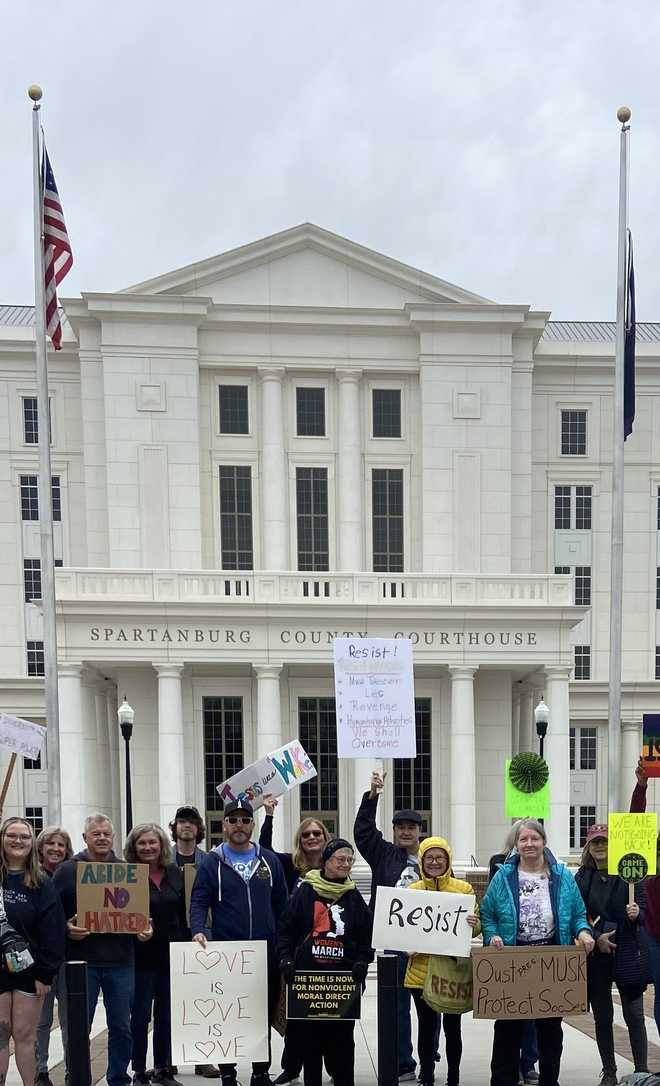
[34, 826, 73, 1086]
[125, 823, 186, 1086]
[0, 817, 65, 1086]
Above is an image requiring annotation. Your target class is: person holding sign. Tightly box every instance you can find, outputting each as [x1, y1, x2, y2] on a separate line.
[190, 797, 288, 1086]
[124, 823, 186, 1086]
[53, 813, 153, 1086]
[403, 836, 479, 1086]
[0, 817, 65, 1086]
[277, 838, 373, 1086]
[353, 769, 423, 1081]
[480, 818, 594, 1086]
[630, 759, 660, 1037]
[35, 826, 73, 1086]
[575, 824, 649, 1085]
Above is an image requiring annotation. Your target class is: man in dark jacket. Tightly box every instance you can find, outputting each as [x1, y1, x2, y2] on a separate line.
[53, 812, 152, 1086]
[353, 769, 424, 1082]
[191, 798, 288, 1086]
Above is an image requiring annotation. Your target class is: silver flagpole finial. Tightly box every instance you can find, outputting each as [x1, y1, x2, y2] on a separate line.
[27, 84, 43, 102]
[617, 106, 631, 124]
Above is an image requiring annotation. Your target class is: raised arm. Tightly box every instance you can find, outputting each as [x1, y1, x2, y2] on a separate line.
[353, 770, 390, 868]
[630, 758, 648, 813]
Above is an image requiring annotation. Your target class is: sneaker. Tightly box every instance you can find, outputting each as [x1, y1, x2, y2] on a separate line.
[524, 1075, 540, 1085]
[35, 1075, 54, 1086]
[196, 1071, 221, 1080]
[274, 1076, 301, 1085]
[133, 1077, 151, 1086]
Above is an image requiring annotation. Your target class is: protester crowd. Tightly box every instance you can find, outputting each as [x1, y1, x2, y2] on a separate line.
[2, 760, 660, 1086]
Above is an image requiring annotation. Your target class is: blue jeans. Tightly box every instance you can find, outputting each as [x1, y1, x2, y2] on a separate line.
[520, 1021, 539, 1075]
[87, 964, 134, 1086]
[132, 962, 172, 1072]
[396, 951, 415, 1073]
[646, 932, 660, 1037]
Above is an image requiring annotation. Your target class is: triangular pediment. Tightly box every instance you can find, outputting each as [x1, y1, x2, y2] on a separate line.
[122, 223, 493, 309]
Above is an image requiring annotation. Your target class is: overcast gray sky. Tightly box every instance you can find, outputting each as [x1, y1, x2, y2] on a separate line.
[3, 1, 659, 319]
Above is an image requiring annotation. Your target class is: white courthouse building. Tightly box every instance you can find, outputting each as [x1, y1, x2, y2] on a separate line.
[1, 223, 660, 865]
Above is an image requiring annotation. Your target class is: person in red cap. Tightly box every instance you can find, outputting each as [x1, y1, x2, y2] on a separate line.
[575, 822, 649, 1086]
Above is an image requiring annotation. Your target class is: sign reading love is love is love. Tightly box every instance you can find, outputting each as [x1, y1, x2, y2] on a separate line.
[170, 941, 268, 1064]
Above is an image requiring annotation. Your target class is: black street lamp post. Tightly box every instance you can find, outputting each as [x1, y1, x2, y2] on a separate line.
[535, 697, 549, 761]
[117, 696, 135, 834]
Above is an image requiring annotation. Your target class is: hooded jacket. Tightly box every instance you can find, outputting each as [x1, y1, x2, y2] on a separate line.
[480, 847, 590, 947]
[353, 791, 416, 911]
[404, 836, 479, 989]
[190, 842, 288, 943]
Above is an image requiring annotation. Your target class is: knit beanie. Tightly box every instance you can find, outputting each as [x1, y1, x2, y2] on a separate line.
[320, 838, 353, 865]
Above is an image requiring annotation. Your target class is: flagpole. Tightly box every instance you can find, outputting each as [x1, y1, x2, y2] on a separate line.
[28, 84, 62, 824]
[607, 106, 631, 815]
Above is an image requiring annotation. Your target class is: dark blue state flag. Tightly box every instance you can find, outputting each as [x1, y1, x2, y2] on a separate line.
[624, 229, 636, 440]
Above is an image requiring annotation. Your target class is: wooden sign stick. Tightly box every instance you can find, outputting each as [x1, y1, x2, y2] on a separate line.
[0, 754, 17, 815]
[629, 882, 635, 907]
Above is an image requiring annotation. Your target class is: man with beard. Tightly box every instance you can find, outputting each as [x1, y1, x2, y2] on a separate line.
[353, 770, 425, 1082]
[191, 798, 288, 1086]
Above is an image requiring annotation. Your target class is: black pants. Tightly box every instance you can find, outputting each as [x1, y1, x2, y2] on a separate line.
[281, 1022, 304, 1076]
[587, 952, 648, 1074]
[131, 961, 172, 1071]
[490, 1017, 563, 1086]
[298, 1020, 355, 1086]
[411, 989, 462, 1085]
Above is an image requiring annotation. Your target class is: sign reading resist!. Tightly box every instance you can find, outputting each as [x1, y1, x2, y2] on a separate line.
[170, 941, 268, 1064]
[372, 887, 475, 958]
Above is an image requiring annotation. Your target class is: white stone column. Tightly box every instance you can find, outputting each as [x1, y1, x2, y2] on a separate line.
[105, 686, 121, 832]
[518, 686, 535, 753]
[94, 684, 112, 817]
[254, 665, 284, 850]
[512, 687, 521, 756]
[449, 667, 477, 865]
[155, 666, 186, 831]
[81, 674, 100, 813]
[544, 666, 571, 858]
[621, 719, 641, 808]
[259, 367, 288, 569]
[58, 664, 86, 842]
[336, 369, 363, 571]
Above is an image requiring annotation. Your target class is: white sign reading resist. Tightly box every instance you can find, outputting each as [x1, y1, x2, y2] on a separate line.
[170, 941, 268, 1065]
[372, 887, 476, 958]
[333, 637, 416, 758]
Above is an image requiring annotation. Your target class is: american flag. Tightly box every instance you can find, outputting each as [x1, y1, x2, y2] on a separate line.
[42, 146, 73, 350]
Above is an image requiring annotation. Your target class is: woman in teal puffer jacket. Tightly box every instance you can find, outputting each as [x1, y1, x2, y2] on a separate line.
[480, 819, 594, 1086]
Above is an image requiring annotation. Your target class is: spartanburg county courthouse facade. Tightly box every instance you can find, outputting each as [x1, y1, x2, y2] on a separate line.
[1, 223, 660, 867]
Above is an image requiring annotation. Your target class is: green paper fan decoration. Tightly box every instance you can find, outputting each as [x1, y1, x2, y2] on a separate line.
[509, 752, 549, 794]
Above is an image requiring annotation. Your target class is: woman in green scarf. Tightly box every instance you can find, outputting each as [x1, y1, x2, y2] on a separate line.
[277, 838, 374, 1086]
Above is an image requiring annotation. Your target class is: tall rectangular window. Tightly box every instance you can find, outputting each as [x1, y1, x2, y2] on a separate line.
[574, 645, 591, 680]
[656, 648, 660, 681]
[24, 807, 44, 834]
[372, 469, 403, 572]
[219, 467, 253, 570]
[24, 559, 42, 602]
[373, 389, 401, 438]
[299, 697, 338, 835]
[570, 805, 596, 849]
[20, 476, 39, 521]
[575, 486, 592, 529]
[51, 477, 61, 522]
[26, 641, 44, 676]
[296, 388, 325, 437]
[393, 699, 431, 833]
[554, 486, 571, 530]
[296, 468, 329, 571]
[574, 566, 592, 606]
[561, 409, 587, 455]
[218, 386, 249, 434]
[203, 696, 244, 847]
[22, 398, 51, 445]
[656, 568, 660, 611]
[578, 727, 597, 769]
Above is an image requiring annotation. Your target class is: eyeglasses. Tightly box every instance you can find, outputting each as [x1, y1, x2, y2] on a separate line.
[5, 835, 32, 844]
[300, 830, 324, 838]
[226, 816, 252, 825]
[329, 856, 354, 866]
[424, 858, 447, 866]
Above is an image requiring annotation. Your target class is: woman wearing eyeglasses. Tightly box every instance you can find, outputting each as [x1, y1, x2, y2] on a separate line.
[0, 817, 65, 1086]
[404, 836, 480, 1086]
[259, 794, 331, 893]
[277, 838, 373, 1086]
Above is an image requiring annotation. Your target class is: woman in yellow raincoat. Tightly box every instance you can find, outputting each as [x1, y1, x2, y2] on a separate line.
[404, 836, 480, 1086]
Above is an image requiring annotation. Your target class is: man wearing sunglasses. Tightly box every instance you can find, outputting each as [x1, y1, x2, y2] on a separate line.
[190, 798, 288, 1086]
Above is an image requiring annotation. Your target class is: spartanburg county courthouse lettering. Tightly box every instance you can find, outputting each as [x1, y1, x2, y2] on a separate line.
[88, 625, 539, 648]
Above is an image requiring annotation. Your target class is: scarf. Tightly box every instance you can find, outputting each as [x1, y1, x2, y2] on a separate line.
[304, 867, 355, 901]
